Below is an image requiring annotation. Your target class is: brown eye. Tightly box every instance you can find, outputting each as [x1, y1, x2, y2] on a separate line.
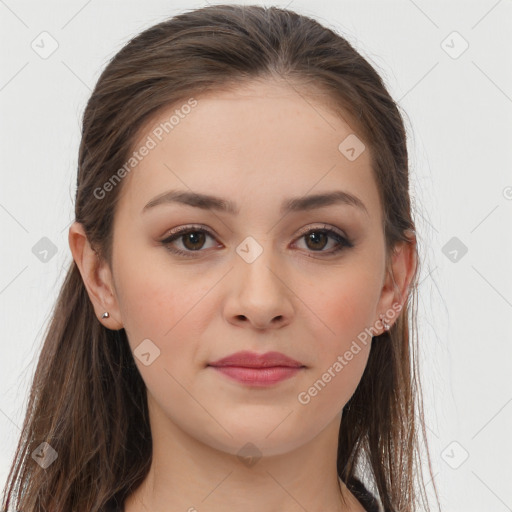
[304, 231, 329, 251]
[160, 224, 354, 259]
[181, 231, 207, 251]
[294, 226, 353, 256]
[161, 226, 218, 257]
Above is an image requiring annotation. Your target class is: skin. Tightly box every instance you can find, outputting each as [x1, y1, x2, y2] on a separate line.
[69, 79, 416, 511]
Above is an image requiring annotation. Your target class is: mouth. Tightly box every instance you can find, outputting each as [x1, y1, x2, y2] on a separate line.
[207, 350, 306, 387]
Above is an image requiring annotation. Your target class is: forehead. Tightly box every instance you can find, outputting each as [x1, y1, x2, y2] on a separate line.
[116, 80, 381, 222]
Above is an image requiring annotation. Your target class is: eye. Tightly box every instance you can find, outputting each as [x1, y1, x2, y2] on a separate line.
[160, 223, 353, 258]
[292, 224, 353, 256]
[160, 224, 218, 258]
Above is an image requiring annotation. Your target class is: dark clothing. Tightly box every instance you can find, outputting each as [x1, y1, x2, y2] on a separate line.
[346, 475, 381, 512]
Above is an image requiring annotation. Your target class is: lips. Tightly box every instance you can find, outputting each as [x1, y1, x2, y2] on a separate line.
[208, 350, 304, 369]
[208, 350, 305, 387]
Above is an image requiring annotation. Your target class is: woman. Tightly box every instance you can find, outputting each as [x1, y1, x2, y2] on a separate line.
[1, 4, 441, 511]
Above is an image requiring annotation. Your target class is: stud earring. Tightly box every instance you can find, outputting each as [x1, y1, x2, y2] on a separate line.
[380, 314, 390, 331]
[102, 312, 110, 319]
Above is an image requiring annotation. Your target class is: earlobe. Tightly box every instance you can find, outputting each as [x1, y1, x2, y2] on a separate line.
[68, 222, 124, 330]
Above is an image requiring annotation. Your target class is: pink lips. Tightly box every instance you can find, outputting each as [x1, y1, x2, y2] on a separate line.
[208, 350, 305, 387]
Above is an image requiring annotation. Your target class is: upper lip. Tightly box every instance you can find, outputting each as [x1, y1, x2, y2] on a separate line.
[208, 350, 304, 368]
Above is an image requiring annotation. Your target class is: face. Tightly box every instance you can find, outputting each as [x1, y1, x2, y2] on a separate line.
[103, 80, 393, 457]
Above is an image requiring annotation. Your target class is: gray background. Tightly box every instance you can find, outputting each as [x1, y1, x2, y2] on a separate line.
[1, 1, 511, 511]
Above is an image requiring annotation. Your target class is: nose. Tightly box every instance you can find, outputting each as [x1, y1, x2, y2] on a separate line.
[223, 247, 294, 330]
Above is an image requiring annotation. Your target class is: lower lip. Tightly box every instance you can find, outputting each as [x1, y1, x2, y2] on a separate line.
[209, 366, 303, 386]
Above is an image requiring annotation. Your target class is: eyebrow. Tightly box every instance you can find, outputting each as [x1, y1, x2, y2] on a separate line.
[142, 189, 368, 216]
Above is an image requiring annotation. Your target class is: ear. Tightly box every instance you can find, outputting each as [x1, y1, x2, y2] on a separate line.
[68, 221, 124, 330]
[375, 229, 417, 335]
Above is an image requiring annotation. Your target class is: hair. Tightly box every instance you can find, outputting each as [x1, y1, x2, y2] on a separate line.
[2, 4, 441, 512]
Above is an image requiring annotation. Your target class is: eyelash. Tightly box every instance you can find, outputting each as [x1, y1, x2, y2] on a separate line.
[160, 224, 354, 259]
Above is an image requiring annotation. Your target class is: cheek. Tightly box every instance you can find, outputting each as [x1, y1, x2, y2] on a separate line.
[114, 263, 211, 411]
[114, 241, 207, 341]
[113, 246, 225, 392]
[298, 263, 381, 396]
[307, 264, 382, 346]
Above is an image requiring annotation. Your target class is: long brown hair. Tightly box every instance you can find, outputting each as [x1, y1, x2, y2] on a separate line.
[2, 4, 441, 511]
